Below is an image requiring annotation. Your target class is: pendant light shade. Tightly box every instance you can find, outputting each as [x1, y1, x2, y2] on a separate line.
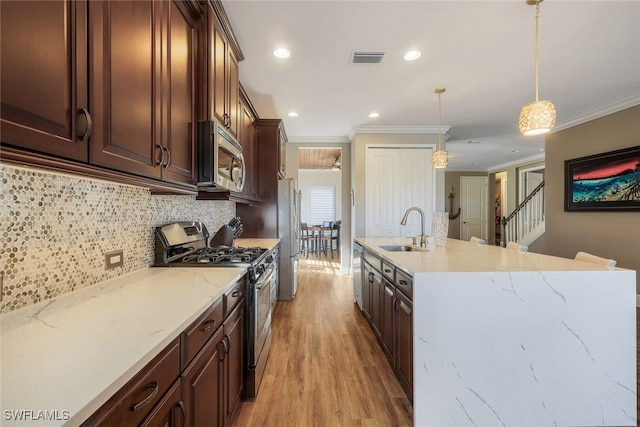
[519, 100, 556, 136]
[519, 0, 556, 136]
[432, 149, 448, 168]
[432, 88, 448, 168]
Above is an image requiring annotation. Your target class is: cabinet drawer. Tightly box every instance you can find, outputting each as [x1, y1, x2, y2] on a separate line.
[381, 260, 395, 282]
[224, 279, 244, 316]
[395, 269, 413, 299]
[181, 298, 223, 369]
[363, 250, 382, 272]
[82, 338, 180, 427]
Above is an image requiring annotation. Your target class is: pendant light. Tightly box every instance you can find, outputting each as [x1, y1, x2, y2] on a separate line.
[519, 0, 556, 136]
[432, 88, 448, 168]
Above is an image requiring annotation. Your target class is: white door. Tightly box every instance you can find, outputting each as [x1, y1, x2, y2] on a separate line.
[460, 176, 488, 241]
[365, 147, 433, 237]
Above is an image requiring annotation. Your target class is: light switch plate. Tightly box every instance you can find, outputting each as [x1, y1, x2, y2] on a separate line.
[105, 250, 124, 270]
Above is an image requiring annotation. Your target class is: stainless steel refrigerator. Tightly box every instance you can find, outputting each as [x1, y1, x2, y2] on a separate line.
[277, 178, 301, 300]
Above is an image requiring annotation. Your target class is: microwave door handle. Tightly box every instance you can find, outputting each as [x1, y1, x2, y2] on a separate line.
[238, 153, 245, 189]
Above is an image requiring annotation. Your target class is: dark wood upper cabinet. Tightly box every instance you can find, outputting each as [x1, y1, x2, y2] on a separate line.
[89, 0, 200, 185]
[207, 5, 240, 139]
[89, 0, 159, 177]
[0, 0, 89, 161]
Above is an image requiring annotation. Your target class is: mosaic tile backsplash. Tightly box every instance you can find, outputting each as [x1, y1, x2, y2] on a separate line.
[0, 164, 236, 314]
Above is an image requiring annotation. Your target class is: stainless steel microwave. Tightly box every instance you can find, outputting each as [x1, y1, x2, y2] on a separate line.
[197, 121, 245, 192]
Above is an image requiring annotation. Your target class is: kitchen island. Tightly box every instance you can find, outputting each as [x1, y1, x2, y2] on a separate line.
[356, 237, 636, 427]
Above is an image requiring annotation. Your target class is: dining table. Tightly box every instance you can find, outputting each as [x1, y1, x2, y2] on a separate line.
[306, 225, 331, 258]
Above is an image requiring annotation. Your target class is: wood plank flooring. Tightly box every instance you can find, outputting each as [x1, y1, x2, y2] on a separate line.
[231, 257, 413, 426]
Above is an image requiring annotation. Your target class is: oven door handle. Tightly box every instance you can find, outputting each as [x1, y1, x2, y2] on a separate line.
[254, 265, 275, 290]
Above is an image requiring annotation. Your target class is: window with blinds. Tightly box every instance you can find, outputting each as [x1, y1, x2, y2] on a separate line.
[309, 186, 335, 225]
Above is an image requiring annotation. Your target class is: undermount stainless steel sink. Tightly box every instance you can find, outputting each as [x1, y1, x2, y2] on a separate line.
[378, 244, 428, 252]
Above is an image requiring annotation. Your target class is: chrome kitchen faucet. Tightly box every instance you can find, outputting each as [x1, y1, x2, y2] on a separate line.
[400, 207, 427, 247]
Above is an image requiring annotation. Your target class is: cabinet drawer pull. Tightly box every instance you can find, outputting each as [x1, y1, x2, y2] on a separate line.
[162, 146, 171, 168]
[177, 400, 186, 427]
[202, 319, 216, 332]
[231, 290, 242, 298]
[398, 280, 408, 286]
[155, 144, 165, 166]
[384, 268, 392, 273]
[220, 337, 229, 361]
[131, 381, 159, 411]
[77, 108, 93, 142]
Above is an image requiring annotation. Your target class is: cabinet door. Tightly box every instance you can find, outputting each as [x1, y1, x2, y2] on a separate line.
[161, 0, 198, 184]
[362, 261, 373, 322]
[182, 326, 224, 427]
[395, 290, 413, 402]
[89, 0, 161, 178]
[370, 268, 382, 339]
[209, 12, 227, 129]
[226, 48, 239, 139]
[278, 128, 286, 179]
[0, 0, 89, 161]
[238, 97, 256, 200]
[223, 301, 244, 425]
[140, 380, 184, 427]
[382, 280, 395, 362]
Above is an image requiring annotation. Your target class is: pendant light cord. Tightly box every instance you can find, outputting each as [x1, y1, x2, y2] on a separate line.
[534, 0, 541, 102]
[438, 92, 443, 151]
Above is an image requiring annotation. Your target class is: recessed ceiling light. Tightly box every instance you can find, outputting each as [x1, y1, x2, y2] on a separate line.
[403, 50, 421, 61]
[368, 112, 379, 118]
[287, 111, 299, 117]
[273, 47, 290, 59]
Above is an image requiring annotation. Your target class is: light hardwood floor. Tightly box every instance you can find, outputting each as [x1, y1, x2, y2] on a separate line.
[231, 257, 413, 426]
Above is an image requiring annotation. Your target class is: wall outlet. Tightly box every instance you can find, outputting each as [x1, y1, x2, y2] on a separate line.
[105, 250, 124, 270]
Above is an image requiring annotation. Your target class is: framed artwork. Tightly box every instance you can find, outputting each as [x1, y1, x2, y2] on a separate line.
[564, 145, 640, 211]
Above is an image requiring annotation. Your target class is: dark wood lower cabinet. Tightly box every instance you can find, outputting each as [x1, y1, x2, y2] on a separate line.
[182, 327, 224, 427]
[395, 290, 413, 402]
[140, 379, 185, 427]
[83, 288, 245, 427]
[382, 280, 395, 362]
[360, 249, 413, 403]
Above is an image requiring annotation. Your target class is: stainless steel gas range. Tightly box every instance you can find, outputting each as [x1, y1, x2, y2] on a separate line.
[153, 221, 277, 399]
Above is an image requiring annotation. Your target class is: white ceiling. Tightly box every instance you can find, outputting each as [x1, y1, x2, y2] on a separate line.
[223, 0, 640, 171]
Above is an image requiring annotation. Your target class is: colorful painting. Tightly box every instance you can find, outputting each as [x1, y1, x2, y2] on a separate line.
[565, 146, 640, 211]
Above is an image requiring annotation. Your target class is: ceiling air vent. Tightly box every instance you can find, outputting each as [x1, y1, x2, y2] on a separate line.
[351, 51, 385, 64]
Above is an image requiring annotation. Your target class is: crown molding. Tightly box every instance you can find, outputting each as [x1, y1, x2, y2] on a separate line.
[351, 125, 451, 135]
[553, 95, 640, 133]
[287, 135, 351, 144]
[487, 152, 546, 173]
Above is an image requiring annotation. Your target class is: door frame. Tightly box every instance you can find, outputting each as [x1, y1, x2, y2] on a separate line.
[518, 164, 545, 202]
[459, 176, 488, 241]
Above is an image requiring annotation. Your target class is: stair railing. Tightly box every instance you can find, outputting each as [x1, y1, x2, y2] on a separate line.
[502, 180, 545, 244]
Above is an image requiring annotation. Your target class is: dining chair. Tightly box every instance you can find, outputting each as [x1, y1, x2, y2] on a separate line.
[319, 225, 337, 258]
[299, 223, 315, 258]
[469, 236, 486, 245]
[506, 241, 528, 252]
[574, 251, 617, 267]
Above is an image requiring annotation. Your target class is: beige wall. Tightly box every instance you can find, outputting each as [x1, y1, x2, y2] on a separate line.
[528, 105, 640, 292]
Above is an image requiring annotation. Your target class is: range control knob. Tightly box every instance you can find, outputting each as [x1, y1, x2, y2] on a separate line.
[266, 255, 274, 264]
[256, 264, 266, 276]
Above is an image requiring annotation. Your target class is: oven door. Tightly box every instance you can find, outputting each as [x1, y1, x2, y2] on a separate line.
[252, 264, 275, 366]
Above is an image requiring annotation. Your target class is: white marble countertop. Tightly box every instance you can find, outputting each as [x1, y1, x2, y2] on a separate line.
[355, 237, 627, 275]
[0, 267, 247, 427]
[234, 238, 280, 251]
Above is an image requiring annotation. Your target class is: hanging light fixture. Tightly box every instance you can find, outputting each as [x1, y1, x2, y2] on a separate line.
[519, 0, 556, 136]
[432, 88, 448, 168]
